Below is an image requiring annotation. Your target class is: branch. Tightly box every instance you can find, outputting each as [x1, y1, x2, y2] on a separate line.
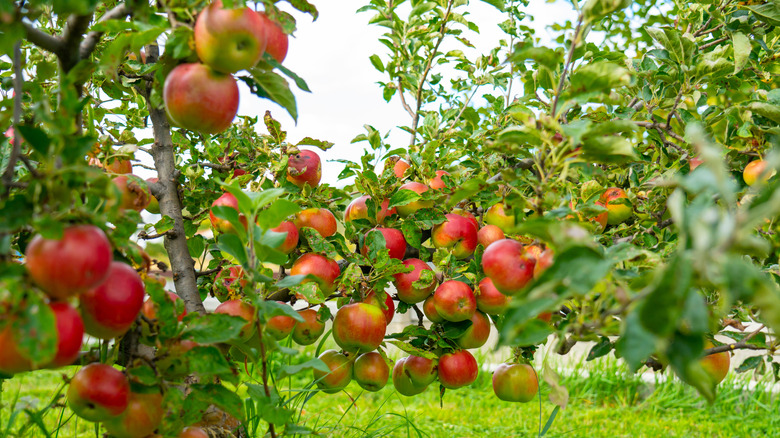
[698, 36, 728, 51]
[79, 3, 133, 59]
[138, 230, 173, 240]
[397, 78, 415, 119]
[21, 22, 63, 53]
[551, 14, 584, 118]
[60, 14, 93, 71]
[705, 325, 766, 355]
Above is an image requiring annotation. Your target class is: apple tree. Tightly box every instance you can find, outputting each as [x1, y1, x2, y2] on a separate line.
[1, 0, 780, 436]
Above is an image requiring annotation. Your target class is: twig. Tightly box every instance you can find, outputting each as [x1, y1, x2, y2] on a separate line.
[182, 208, 210, 222]
[666, 87, 685, 128]
[695, 23, 723, 37]
[705, 325, 766, 355]
[138, 230, 173, 240]
[699, 36, 728, 51]
[551, 14, 584, 118]
[195, 261, 228, 278]
[79, 3, 133, 59]
[21, 22, 63, 53]
[397, 78, 415, 119]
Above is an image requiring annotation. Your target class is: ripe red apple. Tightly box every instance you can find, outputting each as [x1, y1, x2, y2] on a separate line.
[102, 390, 164, 438]
[353, 351, 389, 392]
[478, 224, 505, 248]
[209, 192, 247, 234]
[481, 239, 536, 296]
[743, 160, 774, 186]
[214, 300, 256, 341]
[393, 258, 437, 304]
[689, 156, 703, 171]
[344, 195, 395, 225]
[452, 208, 479, 231]
[701, 341, 730, 385]
[395, 182, 433, 217]
[111, 175, 150, 212]
[599, 187, 632, 225]
[484, 202, 515, 233]
[163, 63, 239, 135]
[141, 291, 187, 323]
[533, 249, 554, 278]
[392, 357, 427, 396]
[332, 303, 387, 353]
[212, 265, 247, 301]
[422, 294, 444, 323]
[66, 363, 130, 421]
[194, 0, 266, 73]
[25, 224, 112, 300]
[89, 156, 133, 174]
[313, 349, 352, 394]
[80, 262, 145, 339]
[265, 302, 296, 341]
[294, 208, 337, 237]
[428, 170, 450, 190]
[271, 220, 299, 254]
[360, 290, 395, 325]
[385, 157, 410, 179]
[438, 350, 478, 389]
[475, 277, 510, 315]
[287, 150, 322, 189]
[0, 323, 33, 374]
[258, 12, 288, 63]
[433, 280, 476, 322]
[456, 311, 491, 349]
[291, 308, 326, 345]
[404, 355, 437, 387]
[492, 363, 538, 402]
[431, 213, 478, 259]
[361, 227, 407, 261]
[47, 302, 84, 369]
[179, 427, 209, 438]
[145, 177, 160, 214]
[290, 253, 340, 293]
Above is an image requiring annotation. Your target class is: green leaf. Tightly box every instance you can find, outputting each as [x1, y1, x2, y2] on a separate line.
[386, 340, 437, 359]
[182, 313, 247, 344]
[369, 54, 384, 72]
[188, 383, 244, 420]
[182, 346, 235, 377]
[187, 235, 206, 258]
[567, 62, 633, 101]
[499, 318, 554, 347]
[747, 102, 780, 124]
[542, 363, 568, 409]
[388, 189, 421, 209]
[646, 27, 694, 65]
[582, 0, 631, 23]
[16, 125, 51, 157]
[216, 233, 249, 266]
[639, 253, 693, 336]
[277, 358, 329, 379]
[742, 2, 780, 26]
[615, 311, 656, 372]
[736, 356, 763, 374]
[246, 67, 298, 121]
[14, 294, 57, 365]
[586, 337, 613, 361]
[732, 32, 751, 74]
[274, 274, 307, 289]
[256, 199, 300, 229]
[507, 43, 563, 70]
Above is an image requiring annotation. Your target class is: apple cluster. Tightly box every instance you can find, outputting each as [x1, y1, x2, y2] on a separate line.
[163, 1, 289, 135]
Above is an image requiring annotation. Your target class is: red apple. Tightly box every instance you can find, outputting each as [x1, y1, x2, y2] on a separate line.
[179, 427, 210, 438]
[47, 302, 84, 369]
[194, 0, 266, 73]
[599, 187, 632, 225]
[438, 350, 478, 389]
[291, 308, 326, 345]
[743, 160, 774, 186]
[290, 253, 340, 293]
[344, 195, 395, 224]
[392, 357, 427, 396]
[102, 390, 164, 438]
[475, 277, 510, 315]
[271, 221, 299, 254]
[212, 265, 247, 301]
[456, 311, 491, 349]
[294, 208, 337, 237]
[393, 258, 437, 304]
[537, 312, 553, 323]
[258, 12, 288, 63]
[533, 249, 554, 278]
[265, 302, 296, 341]
[385, 157, 410, 179]
[313, 350, 352, 394]
[404, 355, 437, 387]
[332, 303, 387, 353]
[689, 156, 703, 171]
[395, 182, 433, 217]
[477, 224, 504, 248]
[141, 291, 187, 323]
[422, 294, 444, 323]
[481, 239, 536, 296]
[163, 63, 239, 135]
[428, 170, 450, 190]
[701, 341, 730, 385]
[484, 202, 515, 233]
[0, 321, 33, 374]
[431, 213, 478, 259]
[360, 290, 395, 325]
[25, 224, 112, 300]
[214, 300, 256, 341]
[492, 363, 538, 402]
[433, 280, 476, 323]
[209, 192, 247, 234]
[287, 150, 322, 189]
[361, 227, 407, 260]
[89, 156, 133, 174]
[112, 174, 151, 212]
[80, 262, 145, 339]
[353, 351, 390, 392]
[66, 363, 130, 421]
[452, 208, 479, 231]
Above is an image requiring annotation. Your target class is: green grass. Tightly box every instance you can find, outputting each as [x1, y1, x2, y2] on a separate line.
[1, 355, 778, 438]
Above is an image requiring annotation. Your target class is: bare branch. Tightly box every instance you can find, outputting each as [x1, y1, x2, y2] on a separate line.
[699, 36, 728, 51]
[21, 22, 63, 53]
[551, 14, 584, 118]
[397, 78, 415, 119]
[80, 3, 133, 59]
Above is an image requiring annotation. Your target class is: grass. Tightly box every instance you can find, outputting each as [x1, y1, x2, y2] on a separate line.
[1, 353, 778, 438]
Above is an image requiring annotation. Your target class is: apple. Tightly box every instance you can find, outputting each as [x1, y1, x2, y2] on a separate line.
[360, 290, 395, 325]
[537, 312, 553, 323]
[290, 253, 340, 293]
[89, 156, 133, 174]
[392, 357, 427, 396]
[344, 195, 395, 224]
[287, 150, 322, 189]
[80, 262, 145, 339]
[481, 239, 536, 296]
[66, 363, 130, 421]
[492, 363, 538, 402]
[332, 303, 387, 353]
[524, 244, 544, 261]
[25, 224, 112, 300]
[428, 170, 450, 190]
[294, 208, 337, 237]
[313, 350, 352, 394]
[385, 157, 410, 179]
[163, 63, 239, 135]
[422, 295, 444, 323]
[258, 12, 288, 63]
[533, 249, 554, 278]
[689, 156, 703, 171]
[456, 311, 491, 349]
[212, 265, 247, 301]
[179, 427, 209, 438]
[145, 178, 160, 214]
[701, 341, 730, 385]
[484, 202, 515, 233]
[47, 302, 85, 369]
[111, 174, 151, 212]
[141, 291, 187, 323]
[438, 350, 478, 389]
[404, 355, 437, 387]
[214, 300, 256, 341]
[475, 277, 510, 315]
[599, 187, 632, 225]
[477, 225, 504, 249]
[743, 160, 774, 186]
[361, 227, 407, 260]
[271, 221, 299, 253]
[433, 280, 476, 323]
[395, 182, 433, 217]
[452, 208, 479, 231]
[194, 0, 266, 73]
[393, 258, 437, 304]
[102, 390, 164, 438]
[265, 302, 296, 341]
[353, 351, 390, 392]
[570, 199, 607, 231]
[431, 213, 478, 259]
[209, 192, 247, 234]
[291, 308, 326, 345]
